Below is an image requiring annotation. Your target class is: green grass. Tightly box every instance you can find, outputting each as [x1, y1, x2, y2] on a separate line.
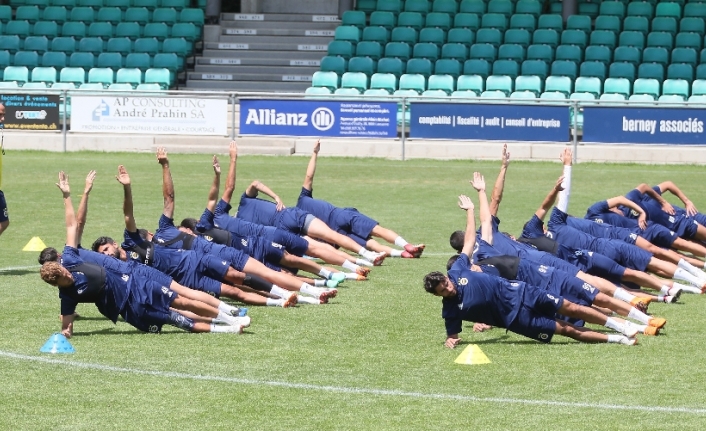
[2, 150, 706, 430]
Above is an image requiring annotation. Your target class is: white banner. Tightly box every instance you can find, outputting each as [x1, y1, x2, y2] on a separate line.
[70, 96, 228, 135]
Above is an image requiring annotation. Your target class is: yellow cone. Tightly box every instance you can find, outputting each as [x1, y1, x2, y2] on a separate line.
[23, 237, 47, 252]
[454, 344, 491, 365]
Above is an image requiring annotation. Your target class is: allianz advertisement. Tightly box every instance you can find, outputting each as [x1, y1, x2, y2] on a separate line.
[71, 96, 228, 135]
[239, 99, 397, 138]
[410, 102, 569, 141]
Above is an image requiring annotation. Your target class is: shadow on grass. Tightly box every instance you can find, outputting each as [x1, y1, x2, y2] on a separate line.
[72, 328, 145, 337]
[1, 269, 38, 276]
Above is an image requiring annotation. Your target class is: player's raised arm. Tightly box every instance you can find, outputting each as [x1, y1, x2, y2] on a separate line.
[206, 155, 221, 213]
[116, 165, 137, 233]
[56, 171, 78, 248]
[302, 139, 320, 191]
[604, 195, 649, 229]
[656, 181, 696, 215]
[245, 180, 286, 211]
[76, 170, 96, 245]
[556, 147, 572, 213]
[157, 147, 175, 219]
[221, 141, 237, 204]
[458, 194, 476, 258]
[472, 172, 493, 245]
[634, 183, 675, 215]
[535, 176, 565, 221]
[489, 144, 510, 217]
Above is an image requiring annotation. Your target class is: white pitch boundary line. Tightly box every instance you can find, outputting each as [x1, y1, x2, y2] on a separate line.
[0, 265, 39, 272]
[2, 350, 705, 415]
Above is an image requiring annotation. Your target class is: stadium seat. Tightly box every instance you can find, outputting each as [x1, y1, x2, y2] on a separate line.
[638, 63, 665, 81]
[603, 77, 631, 97]
[88, 22, 114, 41]
[580, 61, 607, 81]
[427, 74, 455, 94]
[79, 0, 104, 8]
[0, 36, 21, 55]
[390, 27, 418, 45]
[116, 67, 142, 88]
[69, 52, 94, 69]
[667, 63, 694, 81]
[70, 6, 94, 24]
[444, 30, 474, 51]
[163, 37, 190, 58]
[328, 40, 354, 60]
[62, 21, 87, 38]
[680, 18, 706, 36]
[470, 43, 497, 62]
[153, 53, 180, 73]
[383, 42, 410, 63]
[79, 37, 104, 55]
[170, 23, 199, 44]
[532, 29, 559, 48]
[504, 29, 531, 48]
[453, 13, 479, 31]
[370, 72, 397, 93]
[599, 93, 626, 103]
[692, 79, 706, 96]
[480, 89, 507, 98]
[106, 82, 134, 91]
[398, 73, 426, 93]
[16, 6, 40, 23]
[633, 78, 660, 98]
[613, 46, 641, 66]
[342, 10, 366, 30]
[521, 59, 549, 80]
[433, 0, 458, 15]
[41, 51, 66, 68]
[370, 11, 396, 30]
[88, 67, 114, 87]
[405, 0, 431, 15]
[551, 60, 578, 80]
[641, 47, 669, 67]
[511, 90, 537, 99]
[459, 0, 486, 15]
[463, 58, 491, 78]
[492, 59, 519, 79]
[498, 44, 525, 63]
[418, 28, 445, 46]
[540, 91, 567, 100]
[6, 20, 32, 39]
[481, 13, 508, 32]
[305, 86, 332, 96]
[50, 37, 76, 54]
[312, 71, 339, 91]
[24, 36, 49, 55]
[526, 44, 554, 63]
[334, 87, 361, 97]
[662, 79, 690, 98]
[434, 58, 462, 78]
[124, 7, 149, 25]
[575, 76, 602, 97]
[441, 43, 468, 62]
[545, 75, 572, 95]
[30, 65, 56, 84]
[609, 62, 636, 81]
[144, 23, 169, 43]
[561, 30, 587, 49]
[515, 74, 542, 95]
[475, 28, 503, 46]
[485, 74, 513, 95]
[652, 17, 678, 36]
[106, 37, 133, 56]
[425, 12, 451, 32]
[161, 0, 188, 11]
[341, 71, 369, 92]
[510, 14, 536, 32]
[590, 31, 617, 50]
[32, 21, 58, 39]
[600, 1, 626, 19]
[362, 26, 390, 45]
[456, 74, 484, 94]
[397, 12, 424, 31]
[584, 46, 612, 66]
[0, 5, 12, 24]
[125, 52, 151, 71]
[179, 8, 205, 28]
[646, 32, 673, 50]
[377, 57, 405, 77]
[97, 52, 123, 70]
[594, 16, 620, 34]
[628, 93, 656, 103]
[135, 37, 160, 56]
[406, 57, 433, 77]
[115, 22, 142, 40]
[516, 0, 541, 17]
[345, 56, 373, 76]
[487, 0, 514, 17]
[22, 82, 49, 89]
[672, 48, 698, 67]
[356, 41, 383, 62]
[627, 1, 653, 19]
[133, 0, 160, 11]
[620, 31, 645, 49]
[538, 14, 563, 33]
[675, 33, 702, 51]
[3, 66, 29, 85]
[659, 94, 686, 103]
[623, 16, 649, 35]
[14, 51, 39, 68]
[555, 45, 582, 63]
[51, 0, 77, 9]
[655, 3, 681, 20]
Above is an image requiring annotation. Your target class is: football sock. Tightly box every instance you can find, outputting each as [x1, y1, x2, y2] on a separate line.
[627, 308, 650, 325]
[300, 283, 322, 297]
[342, 260, 359, 271]
[394, 236, 409, 247]
[270, 285, 291, 299]
[673, 268, 703, 286]
[613, 288, 637, 303]
[217, 301, 239, 316]
[389, 249, 403, 257]
[318, 268, 332, 279]
[605, 317, 624, 333]
[266, 298, 284, 307]
[297, 295, 321, 305]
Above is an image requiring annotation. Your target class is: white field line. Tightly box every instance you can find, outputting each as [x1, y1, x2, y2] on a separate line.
[0, 265, 39, 272]
[1, 350, 705, 415]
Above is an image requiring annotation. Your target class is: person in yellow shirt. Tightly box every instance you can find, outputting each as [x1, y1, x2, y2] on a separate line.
[0, 102, 8, 237]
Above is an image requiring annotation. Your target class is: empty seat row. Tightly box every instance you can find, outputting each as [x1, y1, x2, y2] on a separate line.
[8, 0, 192, 10]
[0, 51, 183, 74]
[0, 21, 200, 40]
[3, 64, 173, 88]
[7, 5, 203, 25]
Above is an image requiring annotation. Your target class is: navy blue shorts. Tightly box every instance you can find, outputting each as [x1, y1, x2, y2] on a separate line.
[601, 241, 652, 272]
[582, 251, 626, 282]
[265, 226, 309, 256]
[331, 208, 378, 248]
[507, 286, 564, 343]
[0, 190, 7, 223]
[252, 240, 285, 268]
[553, 272, 599, 306]
[533, 252, 581, 276]
[274, 207, 312, 236]
[639, 224, 677, 248]
[196, 253, 231, 281]
[680, 217, 699, 239]
[215, 246, 250, 272]
[123, 281, 177, 332]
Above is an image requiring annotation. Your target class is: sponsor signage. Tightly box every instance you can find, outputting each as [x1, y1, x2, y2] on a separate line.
[239, 99, 397, 138]
[583, 106, 706, 145]
[410, 102, 569, 141]
[1, 94, 60, 130]
[70, 96, 228, 135]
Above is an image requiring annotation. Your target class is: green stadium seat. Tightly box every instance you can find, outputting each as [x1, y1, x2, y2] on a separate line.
[655, 3, 681, 19]
[532, 29, 559, 48]
[328, 40, 354, 59]
[134, 37, 159, 56]
[604, 77, 631, 97]
[413, 42, 439, 61]
[526, 44, 554, 62]
[540, 91, 567, 100]
[453, 13, 479, 31]
[646, 32, 673, 50]
[362, 26, 390, 44]
[599, 93, 626, 102]
[356, 41, 383, 62]
[538, 14, 563, 32]
[561, 30, 587, 49]
[697, 64, 706, 79]
[691, 79, 706, 96]
[623, 16, 649, 35]
[613, 46, 641, 66]
[97, 7, 122, 25]
[637, 63, 665, 81]
[125, 7, 149, 25]
[672, 47, 698, 66]
[580, 61, 606, 81]
[370, 72, 397, 93]
[628, 93, 656, 102]
[509, 89, 536, 100]
[575, 76, 602, 96]
[33, 20, 59, 39]
[405, 0, 431, 15]
[69, 52, 94, 69]
[641, 47, 669, 66]
[492, 59, 519, 78]
[481, 13, 508, 32]
[627, 1, 654, 19]
[106, 0, 132, 10]
[441, 42, 469, 61]
[487, 0, 514, 17]
[78, 82, 105, 90]
[555, 45, 582, 63]
[377, 57, 405, 77]
[79, 37, 104, 55]
[50, 36, 76, 54]
[106, 37, 132, 55]
[701, 48, 706, 64]
[170, 23, 199, 44]
[30, 65, 56, 83]
[62, 21, 87, 38]
[398, 12, 424, 30]
[498, 44, 525, 62]
[153, 52, 181, 74]
[320, 55, 346, 74]
[418, 28, 446, 46]
[476, 28, 503, 46]
[550, 60, 578, 80]
[107, 82, 134, 91]
[659, 94, 686, 102]
[116, 67, 142, 88]
[70, 6, 94, 23]
[6, 21, 32, 39]
[620, 31, 645, 49]
[335, 26, 361, 44]
[40, 6, 69, 24]
[163, 37, 190, 58]
[668, 63, 694, 81]
[652, 17, 678, 35]
[457, 74, 484, 94]
[485, 74, 513, 94]
[41, 51, 66, 68]
[521, 59, 549, 79]
[115, 22, 142, 40]
[305, 86, 332, 96]
[600, 1, 626, 19]
[463, 58, 491, 78]
[3, 66, 29, 85]
[399, 73, 426, 93]
[23, 81, 49, 89]
[384, 42, 412, 62]
[125, 52, 151, 71]
[87, 67, 114, 87]
[510, 14, 536, 31]
[594, 16, 621, 34]
[675, 32, 702, 50]
[460, 0, 486, 15]
[341, 71, 369, 92]
[406, 57, 433, 77]
[609, 62, 636, 81]
[688, 94, 706, 103]
[504, 29, 531, 48]
[428, 74, 455, 93]
[343, 56, 371, 76]
[97, 52, 123, 69]
[577, 3, 599, 19]
[341, 10, 366, 29]
[24, 36, 49, 55]
[16, 6, 41, 23]
[480, 89, 506, 98]
[684, 3, 706, 18]
[470, 43, 497, 61]
[355, 0, 377, 13]
[370, 11, 396, 30]
[334, 87, 362, 96]
[133, 0, 159, 11]
[14, 51, 39, 68]
[584, 45, 612, 65]
[434, 58, 462, 77]
[433, 0, 458, 14]
[516, 0, 541, 17]
[0, 36, 21, 54]
[312, 71, 338, 90]
[515, 74, 542, 95]
[633, 78, 660, 97]
[425, 12, 452, 32]
[390, 27, 418, 44]
[566, 14, 590, 33]
[0, 6, 12, 24]
[144, 23, 169, 42]
[363, 88, 390, 97]
[680, 18, 705, 36]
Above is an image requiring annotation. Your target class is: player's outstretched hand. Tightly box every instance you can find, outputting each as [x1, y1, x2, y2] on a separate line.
[561, 147, 573, 165]
[116, 165, 130, 185]
[554, 175, 565, 192]
[637, 212, 648, 230]
[445, 335, 461, 349]
[313, 139, 320, 154]
[274, 196, 286, 211]
[685, 200, 698, 217]
[470, 172, 485, 191]
[501, 143, 510, 167]
[458, 194, 474, 211]
[84, 170, 96, 195]
[156, 147, 168, 165]
[229, 140, 237, 159]
[212, 155, 221, 174]
[56, 171, 70, 195]
[473, 323, 493, 332]
[660, 200, 676, 215]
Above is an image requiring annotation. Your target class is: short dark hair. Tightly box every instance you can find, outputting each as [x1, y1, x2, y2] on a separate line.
[449, 230, 464, 252]
[180, 218, 198, 230]
[423, 271, 447, 294]
[91, 236, 115, 252]
[446, 254, 460, 271]
[38, 247, 59, 264]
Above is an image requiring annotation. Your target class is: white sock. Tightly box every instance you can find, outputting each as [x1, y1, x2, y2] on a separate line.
[607, 334, 624, 344]
[217, 301, 239, 316]
[627, 307, 650, 324]
[357, 258, 374, 267]
[394, 236, 409, 247]
[703, 261, 706, 269]
[657, 294, 673, 303]
[266, 298, 284, 307]
[389, 249, 403, 257]
[613, 288, 637, 303]
[659, 285, 670, 295]
[607, 334, 635, 345]
[345, 272, 361, 279]
[297, 295, 321, 305]
[342, 260, 359, 271]
[605, 317, 624, 333]
[270, 285, 290, 299]
[358, 247, 368, 256]
[210, 324, 241, 333]
[299, 283, 322, 297]
[314, 279, 327, 287]
[214, 311, 237, 325]
[678, 259, 703, 278]
[626, 321, 648, 333]
[318, 268, 332, 279]
[673, 267, 703, 286]
[678, 285, 703, 294]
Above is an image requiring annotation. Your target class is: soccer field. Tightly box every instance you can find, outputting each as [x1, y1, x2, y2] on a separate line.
[1, 149, 706, 430]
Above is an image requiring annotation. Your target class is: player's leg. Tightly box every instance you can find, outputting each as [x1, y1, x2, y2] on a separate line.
[370, 224, 425, 257]
[305, 237, 372, 275]
[167, 310, 242, 334]
[168, 280, 242, 316]
[279, 253, 345, 285]
[243, 256, 337, 303]
[646, 257, 706, 291]
[306, 218, 385, 265]
[575, 271, 656, 309]
[557, 299, 640, 338]
[553, 320, 635, 344]
[672, 237, 706, 260]
[171, 295, 250, 327]
[636, 236, 706, 270]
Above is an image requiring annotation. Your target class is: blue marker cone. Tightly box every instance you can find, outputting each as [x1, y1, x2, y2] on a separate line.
[40, 333, 75, 354]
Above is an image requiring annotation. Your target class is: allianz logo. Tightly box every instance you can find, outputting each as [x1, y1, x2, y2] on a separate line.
[245, 107, 335, 131]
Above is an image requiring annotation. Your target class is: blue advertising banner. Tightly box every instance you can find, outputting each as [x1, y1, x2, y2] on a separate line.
[583, 106, 706, 145]
[409, 102, 569, 141]
[239, 99, 397, 138]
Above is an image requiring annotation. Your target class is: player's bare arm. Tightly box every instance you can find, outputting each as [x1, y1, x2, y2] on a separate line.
[534, 176, 564, 222]
[76, 170, 96, 244]
[57, 171, 78, 248]
[157, 147, 175, 219]
[472, 172, 494, 245]
[221, 141, 237, 204]
[116, 165, 138, 233]
[302, 139, 320, 191]
[489, 144, 510, 217]
[206, 155, 221, 213]
[247, 180, 285, 211]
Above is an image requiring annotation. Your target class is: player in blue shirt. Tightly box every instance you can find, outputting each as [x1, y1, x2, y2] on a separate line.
[295, 140, 424, 259]
[0, 102, 8, 238]
[42, 171, 245, 338]
[424, 193, 638, 348]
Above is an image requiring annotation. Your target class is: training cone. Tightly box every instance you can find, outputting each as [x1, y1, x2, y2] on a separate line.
[23, 236, 47, 252]
[40, 333, 75, 354]
[454, 344, 491, 365]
